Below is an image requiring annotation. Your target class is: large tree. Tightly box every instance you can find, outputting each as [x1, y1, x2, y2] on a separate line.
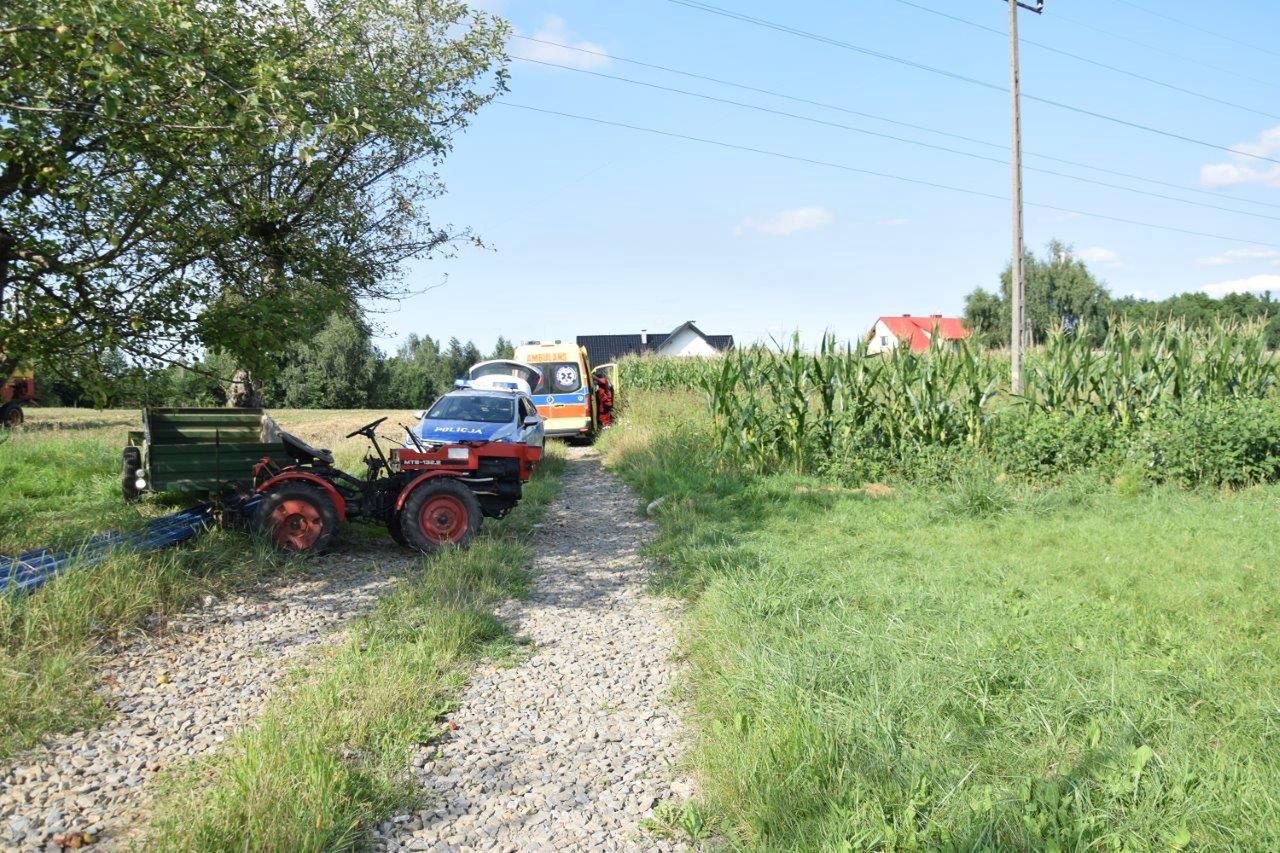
[965, 240, 1112, 346]
[1, 0, 507, 380]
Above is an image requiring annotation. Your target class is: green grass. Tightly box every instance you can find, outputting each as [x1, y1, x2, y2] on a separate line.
[145, 446, 565, 852]
[0, 407, 448, 762]
[601, 391, 1280, 850]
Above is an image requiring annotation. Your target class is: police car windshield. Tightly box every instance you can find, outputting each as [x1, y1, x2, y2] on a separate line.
[425, 395, 514, 424]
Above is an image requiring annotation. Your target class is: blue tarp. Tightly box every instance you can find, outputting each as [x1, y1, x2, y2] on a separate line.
[0, 495, 260, 596]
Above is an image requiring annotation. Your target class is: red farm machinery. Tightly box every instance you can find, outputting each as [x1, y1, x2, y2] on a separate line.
[2, 364, 35, 428]
[122, 409, 543, 555]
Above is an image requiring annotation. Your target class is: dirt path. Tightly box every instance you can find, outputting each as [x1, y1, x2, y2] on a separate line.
[1, 546, 413, 850]
[378, 448, 692, 852]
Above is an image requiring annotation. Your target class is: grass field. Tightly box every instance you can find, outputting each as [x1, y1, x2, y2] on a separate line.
[0, 408, 426, 760]
[602, 391, 1280, 849]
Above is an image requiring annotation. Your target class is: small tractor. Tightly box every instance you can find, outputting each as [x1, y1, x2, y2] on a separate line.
[251, 415, 542, 554]
[1, 364, 36, 428]
[124, 401, 544, 555]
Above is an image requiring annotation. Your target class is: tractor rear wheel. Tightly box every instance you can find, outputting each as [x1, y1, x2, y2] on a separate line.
[254, 482, 338, 555]
[0, 403, 23, 428]
[399, 479, 482, 554]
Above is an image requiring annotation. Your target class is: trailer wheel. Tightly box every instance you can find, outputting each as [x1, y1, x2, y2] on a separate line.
[122, 447, 142, 503]
[0, 403, 23, 428]
[399, 479, 482, 553]
[254, 482, 338, 555]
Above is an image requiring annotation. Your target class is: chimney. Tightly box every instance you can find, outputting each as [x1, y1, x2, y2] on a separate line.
[902, 313, 910, 317]
[931, 313, 942, 318]
[640, 329, 648, 345]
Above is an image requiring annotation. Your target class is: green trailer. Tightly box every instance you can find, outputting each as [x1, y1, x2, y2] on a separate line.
[122, 408, 291, 501]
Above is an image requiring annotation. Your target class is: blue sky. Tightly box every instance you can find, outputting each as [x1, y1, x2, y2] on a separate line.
[377, 0, 1280, 352]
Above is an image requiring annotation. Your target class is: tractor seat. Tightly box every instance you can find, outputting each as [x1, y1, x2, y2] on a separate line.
[280, 431, 335, 466]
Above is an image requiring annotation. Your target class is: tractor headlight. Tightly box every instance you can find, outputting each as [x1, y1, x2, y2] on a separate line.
[135, 477, 146, 490]
[447, 447, 470, 461]
[388, 448, 401, 473]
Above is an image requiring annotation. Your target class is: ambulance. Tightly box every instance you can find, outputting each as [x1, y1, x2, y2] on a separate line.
[512, 341, 599, 440]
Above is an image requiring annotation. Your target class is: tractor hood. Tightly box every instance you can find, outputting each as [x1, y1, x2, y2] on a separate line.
[411, 418, 518, 445]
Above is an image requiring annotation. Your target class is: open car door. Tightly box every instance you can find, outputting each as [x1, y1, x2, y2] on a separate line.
[468, 360, 543, 396]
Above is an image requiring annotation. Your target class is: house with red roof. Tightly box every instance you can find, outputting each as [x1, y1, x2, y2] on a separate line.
[866, 315, 970, 354]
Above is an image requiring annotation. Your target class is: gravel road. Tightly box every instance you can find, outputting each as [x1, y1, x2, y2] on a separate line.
[378, 447, 693, 852]
[1, 546, 411, 850]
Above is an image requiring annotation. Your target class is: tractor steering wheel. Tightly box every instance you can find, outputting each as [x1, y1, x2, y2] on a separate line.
[345, 416, 389, 439]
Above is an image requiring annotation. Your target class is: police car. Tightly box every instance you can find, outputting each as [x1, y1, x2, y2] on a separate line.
[408, 361, 545, 450]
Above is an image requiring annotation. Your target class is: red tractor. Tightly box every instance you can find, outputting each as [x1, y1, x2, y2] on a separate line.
[251, 416, 542, 554]
[1, 365, 35, 428]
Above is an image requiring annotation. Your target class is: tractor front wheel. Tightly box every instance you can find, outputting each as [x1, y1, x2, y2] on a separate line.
[254, 482, 338, 555]
[0, 403, 23, 429]
[399, 479, 482, 554]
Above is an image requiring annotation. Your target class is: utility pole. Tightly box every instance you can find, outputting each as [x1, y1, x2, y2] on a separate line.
[1006, 0, 1042, 395]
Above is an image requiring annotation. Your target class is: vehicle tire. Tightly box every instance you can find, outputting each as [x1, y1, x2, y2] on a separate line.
[0, 403, 23, 428]
[399, 478, 482, 554]
[122, 447, 142, 503]
[253, 482, 339, 555]
[387, 512, 407, 547]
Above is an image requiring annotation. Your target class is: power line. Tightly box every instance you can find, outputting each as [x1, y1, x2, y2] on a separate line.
[512, 36, 1280, 212]
[1049, 11, 1277, 91]
[664, 0, 1280, 167]
[497, 101, 1280, 250]
[890, 0, 1280, 121]
[514, 55, 1280, 223]
[1110, 0, 1280, 61]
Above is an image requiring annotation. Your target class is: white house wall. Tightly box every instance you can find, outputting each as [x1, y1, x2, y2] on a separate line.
[867, 320, 901, 355]
[658, 327, 722, 357]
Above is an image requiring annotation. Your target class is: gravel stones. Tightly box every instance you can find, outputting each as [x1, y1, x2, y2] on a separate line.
[1, 546, 413, 850]
[379, 448, 693, 852]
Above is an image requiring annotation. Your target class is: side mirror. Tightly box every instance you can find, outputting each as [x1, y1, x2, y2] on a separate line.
[523, 415, 541, 426]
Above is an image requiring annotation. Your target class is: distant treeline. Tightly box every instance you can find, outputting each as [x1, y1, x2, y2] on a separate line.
[41, 314, 514, 410]
[965, 241, 1280, 347]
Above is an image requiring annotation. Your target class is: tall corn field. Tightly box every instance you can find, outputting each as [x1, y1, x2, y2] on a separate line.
[619, 322, 1280, 474]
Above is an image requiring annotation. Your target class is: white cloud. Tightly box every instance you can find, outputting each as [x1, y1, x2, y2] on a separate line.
[1075, 246, 1119, 265]
[737, 207, 834, 236]
[511, 16, 610, 70]
[1197, 248, 1280, 267]
[1200, 126, 1280, 188]
[1202, 273, 1280, 296]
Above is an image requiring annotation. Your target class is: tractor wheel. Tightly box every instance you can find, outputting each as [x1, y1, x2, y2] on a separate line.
[387, 512, 407, 547]
[399, 478, 482, 554]
[122, 447, 142, 503]
[0, 403, 23, 428]
[254, 482, 338, 555]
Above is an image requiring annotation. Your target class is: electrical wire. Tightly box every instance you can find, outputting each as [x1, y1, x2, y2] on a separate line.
[514, 55, 1280, 223]
[512, 36, 1280, 212]
[1110, 0, 1280, 61]
[664, 0, 1280, 167]
[497, 101, 1280, 250]
[890, 0, 1280, 121]
[1048, 11, 1276, 91]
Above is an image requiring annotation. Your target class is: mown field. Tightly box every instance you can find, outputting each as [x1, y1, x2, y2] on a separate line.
[602, 390, 1280, 849]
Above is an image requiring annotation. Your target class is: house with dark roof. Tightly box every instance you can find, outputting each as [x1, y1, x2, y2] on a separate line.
[577, 321, 734, 367]
[866, 315, 970, 354]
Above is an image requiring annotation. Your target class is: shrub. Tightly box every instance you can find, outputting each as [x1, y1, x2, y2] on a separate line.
[1137, 399, 1280, 488]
